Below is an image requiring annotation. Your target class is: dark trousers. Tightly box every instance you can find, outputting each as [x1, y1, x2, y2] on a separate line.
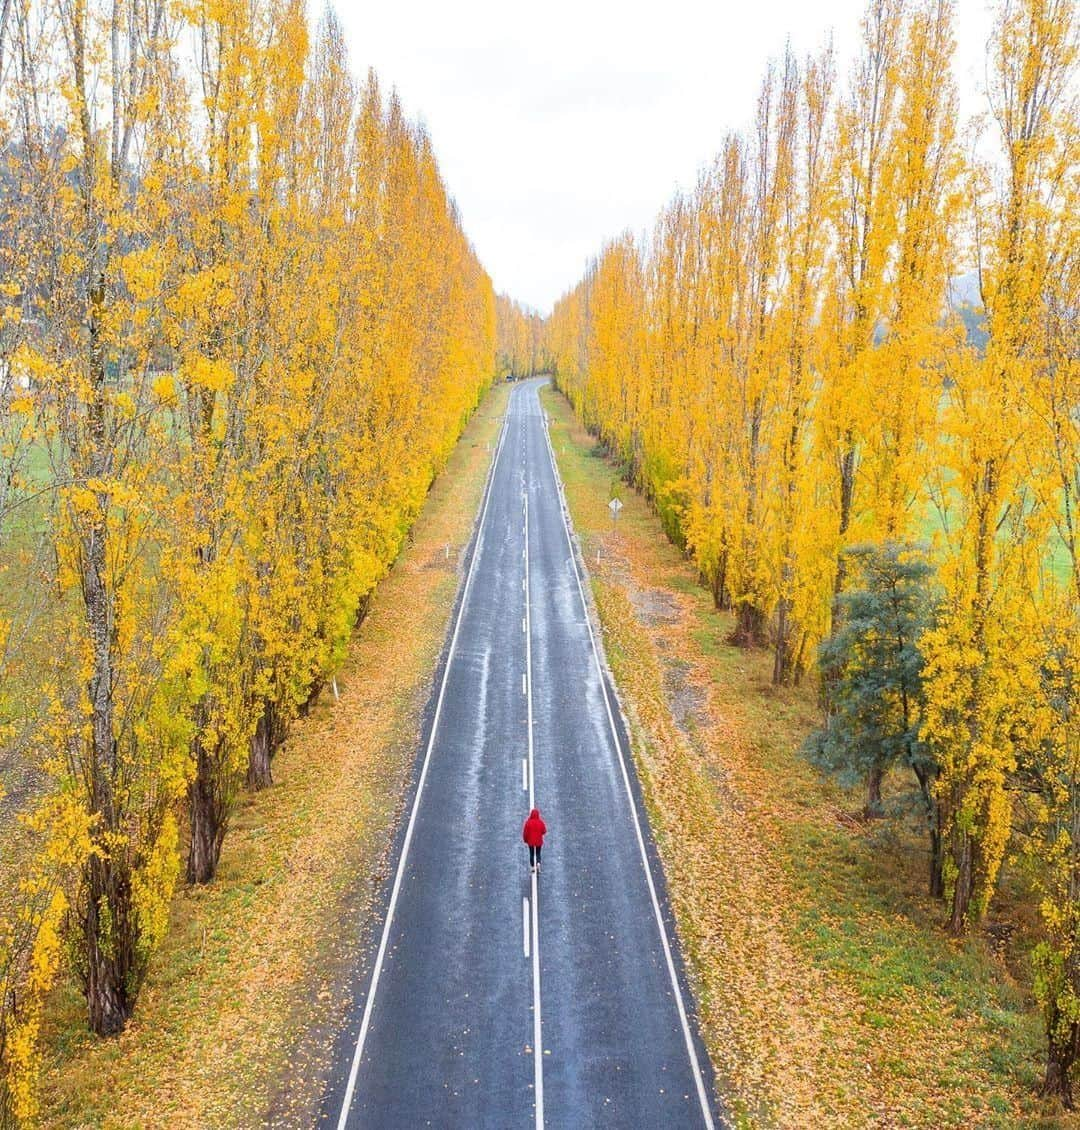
[529, 844, 542, 867]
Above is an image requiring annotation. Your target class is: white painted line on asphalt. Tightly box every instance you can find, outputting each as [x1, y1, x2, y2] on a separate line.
[523, 897, 530, 957]
[539, 395, 716, 1130]
[524, 490, 534, 805]
[531, 869, 541, 1083]
[522, 672, 526, 696]
[522, 757, 528, 791]
[334, 399, 512, 1130]
[523, 468, 544, 1129]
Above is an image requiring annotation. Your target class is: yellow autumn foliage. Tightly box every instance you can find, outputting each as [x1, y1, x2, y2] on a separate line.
[546, 0, 1078, 1092]
[0, 0, 494, 1121]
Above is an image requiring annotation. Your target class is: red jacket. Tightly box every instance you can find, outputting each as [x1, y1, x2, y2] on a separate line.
[522, 809, 547, 847]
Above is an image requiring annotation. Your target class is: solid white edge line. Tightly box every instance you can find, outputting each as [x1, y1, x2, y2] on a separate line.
[523, 454, 544, 1129]
[335, 394, 512, 1130]
[539, 394, 717, 1130]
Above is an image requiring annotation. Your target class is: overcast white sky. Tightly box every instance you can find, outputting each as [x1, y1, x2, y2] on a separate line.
[330, 0, 996, 314]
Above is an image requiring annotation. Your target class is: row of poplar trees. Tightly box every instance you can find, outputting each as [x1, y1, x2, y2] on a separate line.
[0, 0, 495, 1120]
[495, 294, 548, 378]
[546, 0, 1079, 1102]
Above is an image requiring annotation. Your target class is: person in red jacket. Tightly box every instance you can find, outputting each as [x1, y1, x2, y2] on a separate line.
[523, 808, 547, 874]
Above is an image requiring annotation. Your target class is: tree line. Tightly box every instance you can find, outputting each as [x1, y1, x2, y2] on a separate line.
[546, 0, 1078, 1102]
[495, 294, 549, 378]
[0, 0, 498, 1121]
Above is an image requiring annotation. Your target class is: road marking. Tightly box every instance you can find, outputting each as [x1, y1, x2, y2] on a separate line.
[523, 897, 530, 957]
[334, 399, 512, 1130]
[522, 672, 526, 696]
[523, 477, 544, 1129]
[538, 389, 716, 1130]
[522, 757, 527, 790]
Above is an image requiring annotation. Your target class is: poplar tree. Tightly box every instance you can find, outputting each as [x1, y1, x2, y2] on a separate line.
[0, 0, 496, 1102]
[923, 0, 1076, 933]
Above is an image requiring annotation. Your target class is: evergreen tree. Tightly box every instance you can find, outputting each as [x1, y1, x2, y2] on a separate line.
[804, 543, 943, 895]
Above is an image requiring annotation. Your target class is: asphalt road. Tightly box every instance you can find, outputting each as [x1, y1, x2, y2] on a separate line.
[320, 379, 720, 1129]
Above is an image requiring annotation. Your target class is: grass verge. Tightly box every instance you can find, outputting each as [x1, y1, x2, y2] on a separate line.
[541, 383, 1050, 1129]
[36, 383, 510, 1129]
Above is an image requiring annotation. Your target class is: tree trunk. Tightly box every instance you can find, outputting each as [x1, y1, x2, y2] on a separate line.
[1042, 1017, 1079, 1109]
[950, 833, 974, 933]
[791, 631, 808, 687]
[186, 739, 227, 885]
[82, 855, 134, 1036]
[731, 601, 766, 648]
[711, 551, 729, 611]
[773, 595, 795, 685]
[298, 676, 323, 719]
[829, 437, 857, 633]
[929, 823, 944, 899]
[247, 701, 276, 790]
[864, 760, 885, 819]
[79, 273, 136, 1034]
[912, 764, 943, 898]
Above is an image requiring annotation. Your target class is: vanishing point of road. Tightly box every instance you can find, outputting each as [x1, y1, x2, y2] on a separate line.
[319, 379, 722, 1129]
